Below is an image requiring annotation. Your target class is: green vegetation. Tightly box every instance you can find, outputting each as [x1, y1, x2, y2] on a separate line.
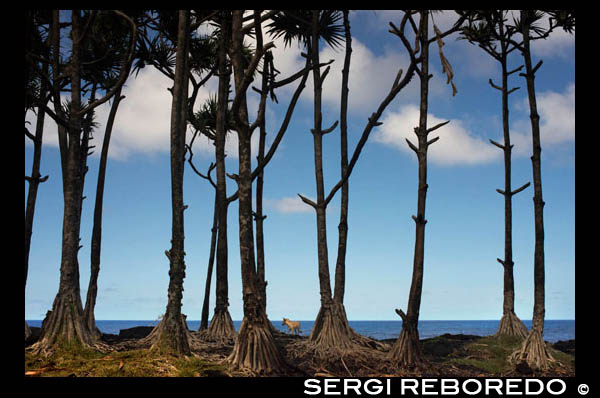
[422, 334, 574, 376]
[25, 345, 231, 377]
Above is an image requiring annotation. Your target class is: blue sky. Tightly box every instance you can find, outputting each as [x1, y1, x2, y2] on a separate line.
[25, 11, 575, 321]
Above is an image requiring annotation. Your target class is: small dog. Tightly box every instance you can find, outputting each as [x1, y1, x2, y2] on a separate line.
[282, 318, 301, 335]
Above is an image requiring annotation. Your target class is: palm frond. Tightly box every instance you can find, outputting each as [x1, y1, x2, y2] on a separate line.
[266, 10, 344, 50]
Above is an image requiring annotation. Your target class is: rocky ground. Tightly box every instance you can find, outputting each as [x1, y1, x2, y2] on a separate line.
[24, 326, 575, 377]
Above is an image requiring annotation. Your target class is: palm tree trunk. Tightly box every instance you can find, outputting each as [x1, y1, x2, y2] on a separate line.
[390, 11, 429, 368]
[494, 29, 528, 338]
[512, 10, 553, 370]
[306, 10, 354, 350]
[83, 86, 124, 340]
[145, 10, 192, 355]
[255, 51, 268, 314]
[333, 10, 351, 306]
[202, 11, 235, 342]
[227, 10, 283, 374]
[32, 10, 96, 354]
[25, 62, 49, 340]
[199, 190, 218, 331]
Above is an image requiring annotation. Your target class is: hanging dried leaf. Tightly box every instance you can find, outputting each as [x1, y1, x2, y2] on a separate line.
[434, 24, 457, 96]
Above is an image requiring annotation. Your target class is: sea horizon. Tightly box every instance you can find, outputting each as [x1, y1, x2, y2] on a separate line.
[26, 319, 575, 343]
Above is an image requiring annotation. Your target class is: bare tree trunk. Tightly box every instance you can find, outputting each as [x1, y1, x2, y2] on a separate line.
[255, 50, 268, 315]
[390, 11, 430, 368]
[492, 26, 529, 338]
[26, 44, 50, 340]
[202, 12, 235, 342]
[83, 86, 124, 340]
[199, 190, 218, 331]
[50, 10, 68, 192]
[511, 10, 553, 370]
[305, 10, 355, 350]
[145, 10, 192, 355]
[31, 10, 97, 354]
[332, 10, 351, 306]
[227, 10, 284, 374]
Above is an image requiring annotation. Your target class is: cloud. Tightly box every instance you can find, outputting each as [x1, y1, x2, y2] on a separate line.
[318, 38, 411, 112]
[374, 104, 500, 165]
[25, 65, 245, 161]
[265, 195, 315, 214]
[501, 11, 575, 59]
[511, 83, 575, 156]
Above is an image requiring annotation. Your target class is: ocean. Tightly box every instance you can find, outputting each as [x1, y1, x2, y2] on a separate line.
[25, 319, 574, 343]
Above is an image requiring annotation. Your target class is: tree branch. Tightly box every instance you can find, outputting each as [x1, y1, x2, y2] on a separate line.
[406, 138, 419, 154]
[426, 136, 440, 146]
[507, 65, 524, 75]
[76, 10, 137, 116]
[298, 193, 317, 209]
[511, 181, 531, 196]
[395, 308, 407, 322]
[489, 78, 502, 91]
[425, 120, 450, 135]
[489, 139, 505, 150]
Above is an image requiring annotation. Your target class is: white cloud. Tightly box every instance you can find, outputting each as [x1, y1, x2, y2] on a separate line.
[374, 104, 500, 165]
[511, 83, 575, 156]
[504, 11, 575, 59]
[318, 38, 410, 112]
[265, 195, 314, 214]
[26, 66, 235, 161]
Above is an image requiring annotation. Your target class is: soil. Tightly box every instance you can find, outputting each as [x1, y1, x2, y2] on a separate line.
[24, 327, 575, 377]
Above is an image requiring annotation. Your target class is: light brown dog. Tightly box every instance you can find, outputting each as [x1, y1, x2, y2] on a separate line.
[282, 318, 301, 335]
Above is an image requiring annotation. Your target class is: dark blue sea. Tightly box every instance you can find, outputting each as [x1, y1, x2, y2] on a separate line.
[26, 319, 574, 343]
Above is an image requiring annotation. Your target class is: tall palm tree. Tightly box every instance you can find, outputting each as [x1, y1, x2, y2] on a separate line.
[270, 10, 356, 351]
[80, 10, 145, 340]
[226, 9, 283, 374]
[224, 9, 324, 374]
[141, 9, 193, 354]
[508, 9, 574, 370]
[25, 10, 52, 341]
[198, 19, 238, 341]
[459, 10, 530, 339]
[389, 10, 464, 369]
[184, 99, 235, 340]
[30, 10, 136, 354]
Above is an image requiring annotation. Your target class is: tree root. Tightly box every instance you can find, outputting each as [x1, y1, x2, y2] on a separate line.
[309, 302, 355, 350]
[198, 309, 236, 344]
[510, 328, 555, 371]
[28, 292, 98, 356]
[285, 337, 396, 377]
[227, 317, 285, 375]
[496, 311, 528, 339]
[389, 324, 425, 370]
[139, 313, 193, 355]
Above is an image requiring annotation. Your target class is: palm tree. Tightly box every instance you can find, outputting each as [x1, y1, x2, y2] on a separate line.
[267, 10, 423, 354]
[389, 10, 464, 369]
[79, 10, 145, 340]
[30, 10, 136, 355]
[221, 9, 322, 373]
[140, 9, 193, 355]
[226, 9, 283, 374]
[508, 9, 575, 371]
[25, 10, 52, 341]
[459, 10, 530, 339]
[194, 25, 238, 341]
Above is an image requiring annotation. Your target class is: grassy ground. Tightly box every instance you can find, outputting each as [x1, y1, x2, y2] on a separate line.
[25, 332, 574, 377]
[420, 333, 574, 377]
[25, 345, 235, 377]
